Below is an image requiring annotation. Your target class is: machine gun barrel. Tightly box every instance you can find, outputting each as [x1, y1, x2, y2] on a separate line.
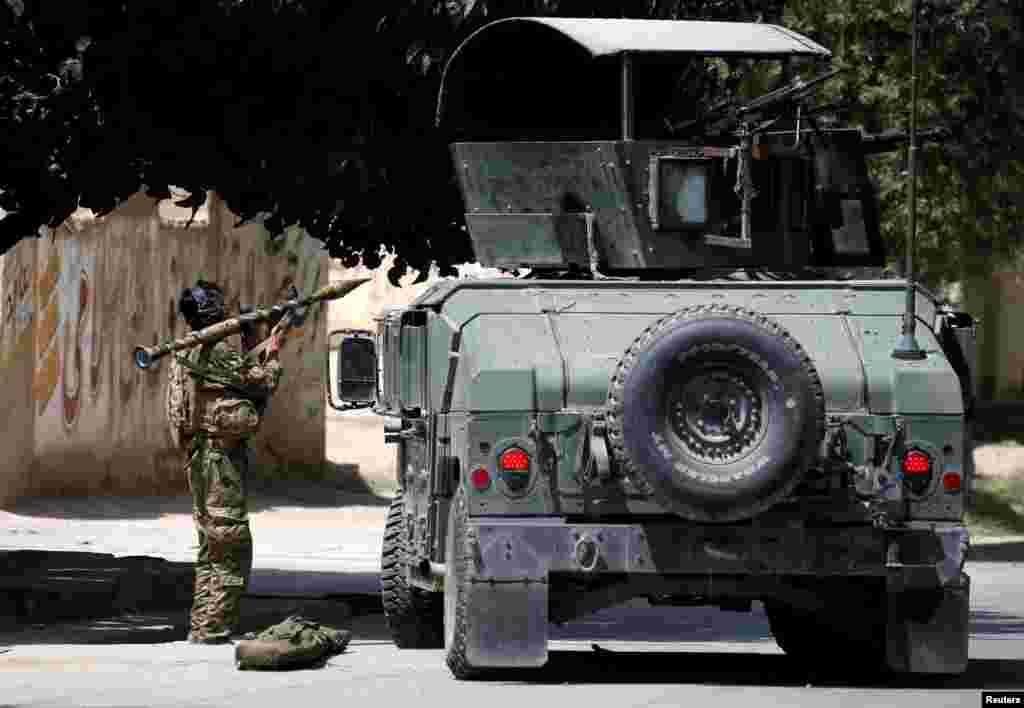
[133, 278, 371, 370]
[670, 67, 844, 136]
[860, 126, 950, 154]
[736, 67, 843, 119]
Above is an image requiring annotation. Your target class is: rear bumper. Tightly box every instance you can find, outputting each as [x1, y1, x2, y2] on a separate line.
[454, 517, 969, 674]
[467, 517, 969, 589]
[456, 517, 969, 674]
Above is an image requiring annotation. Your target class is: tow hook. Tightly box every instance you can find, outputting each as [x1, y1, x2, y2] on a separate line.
[574, 534, 601, 572]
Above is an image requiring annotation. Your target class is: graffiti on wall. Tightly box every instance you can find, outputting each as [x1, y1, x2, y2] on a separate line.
[89, 248, 104, 406]
[2, 260, 33, 336]
[62, 267, 91, 429]
[0, 256, 35, 373]
[33, 235, 97, 432]
[33, 246, 62, 417]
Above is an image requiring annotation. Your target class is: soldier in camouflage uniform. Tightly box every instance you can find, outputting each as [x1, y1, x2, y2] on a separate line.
[167, 280, 286, 645]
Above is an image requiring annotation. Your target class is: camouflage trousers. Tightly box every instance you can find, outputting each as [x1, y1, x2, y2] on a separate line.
[187, 442, 253, 641]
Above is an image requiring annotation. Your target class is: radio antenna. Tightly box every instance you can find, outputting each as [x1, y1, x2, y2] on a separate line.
[892, 0, 927, 360]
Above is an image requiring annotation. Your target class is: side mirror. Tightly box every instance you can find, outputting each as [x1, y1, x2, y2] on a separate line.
[326, 328, 377, 411]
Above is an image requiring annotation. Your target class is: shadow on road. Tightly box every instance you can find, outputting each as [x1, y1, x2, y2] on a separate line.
[549, 605, 773, 643]
[1, 611, 191, 645]
[483, 650, 1024, 690]
[0, 594, 387, 647]
[0, 562, 387, 642]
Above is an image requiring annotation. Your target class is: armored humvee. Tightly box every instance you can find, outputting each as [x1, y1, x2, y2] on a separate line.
[328, 17, 977, 679]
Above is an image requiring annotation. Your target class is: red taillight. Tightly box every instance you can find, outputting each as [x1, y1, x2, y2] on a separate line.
[902, 450, 932, 476]
[901, 449, 934, 495]
[498, 447, 531, 494]
[500, 448, 530, 472]
[942, 472, 962, 493]
[470, 467, 491, 491]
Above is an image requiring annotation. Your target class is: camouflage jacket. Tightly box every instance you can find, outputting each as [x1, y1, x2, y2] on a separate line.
[167, 335, 284, 452]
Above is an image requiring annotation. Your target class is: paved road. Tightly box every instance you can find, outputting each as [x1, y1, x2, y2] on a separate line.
[2, 558, 1022, 708]
[3, 495, 1023, 706]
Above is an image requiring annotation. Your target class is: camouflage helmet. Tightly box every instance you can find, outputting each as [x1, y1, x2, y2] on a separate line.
[178, 280, 226, 330]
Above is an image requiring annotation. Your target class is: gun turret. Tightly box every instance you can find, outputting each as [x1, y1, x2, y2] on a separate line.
[436, 17, 889, 274]
[668, 67, 844, 137]
[134, 278, 370, 370]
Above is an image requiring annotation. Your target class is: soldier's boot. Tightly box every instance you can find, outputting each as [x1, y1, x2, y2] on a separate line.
[222, 583, 245, 638]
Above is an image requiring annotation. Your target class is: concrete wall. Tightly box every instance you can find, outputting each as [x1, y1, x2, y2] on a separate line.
[0, 191, 330, 503]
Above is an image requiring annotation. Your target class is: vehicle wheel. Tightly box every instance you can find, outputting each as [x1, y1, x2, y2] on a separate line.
[380, 493, 444, 649]
[606, 304, 825, 522]
[444, 486, 487, 680]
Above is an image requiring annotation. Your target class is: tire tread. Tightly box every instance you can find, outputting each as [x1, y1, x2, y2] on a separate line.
[380, 492, 444, 649]
[444, 488, 487, 680]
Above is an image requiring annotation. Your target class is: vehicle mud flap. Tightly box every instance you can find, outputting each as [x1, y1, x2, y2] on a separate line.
[885, 573, 970, 674]
[464, 578, 549, 668]
[446, 492, 551, 676]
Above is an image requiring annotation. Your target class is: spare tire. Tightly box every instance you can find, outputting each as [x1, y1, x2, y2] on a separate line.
[606, 305, 825, 522]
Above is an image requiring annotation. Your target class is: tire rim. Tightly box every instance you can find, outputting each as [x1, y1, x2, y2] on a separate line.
[665, 360, 767, 465]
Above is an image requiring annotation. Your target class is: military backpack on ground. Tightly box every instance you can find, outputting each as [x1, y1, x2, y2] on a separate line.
[235, 615, 351, 670]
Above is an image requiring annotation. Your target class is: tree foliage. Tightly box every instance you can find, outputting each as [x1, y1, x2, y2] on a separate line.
[1, 0, 471, 283]
[0, 0, 786, 284]
[783, 0, 1024, 285]
[1, 0, 1021, 286]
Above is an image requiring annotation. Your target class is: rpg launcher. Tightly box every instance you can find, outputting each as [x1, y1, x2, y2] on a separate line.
[133, 278, 371, 370]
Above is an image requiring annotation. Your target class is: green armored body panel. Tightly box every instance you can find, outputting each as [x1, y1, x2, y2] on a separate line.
[329, 17, 976, 679]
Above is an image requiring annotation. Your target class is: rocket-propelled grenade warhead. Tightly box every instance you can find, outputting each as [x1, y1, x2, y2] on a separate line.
[133, 278, 371, 370]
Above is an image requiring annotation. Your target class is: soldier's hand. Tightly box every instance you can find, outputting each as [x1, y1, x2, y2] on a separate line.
[263, 332, 285, 362]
